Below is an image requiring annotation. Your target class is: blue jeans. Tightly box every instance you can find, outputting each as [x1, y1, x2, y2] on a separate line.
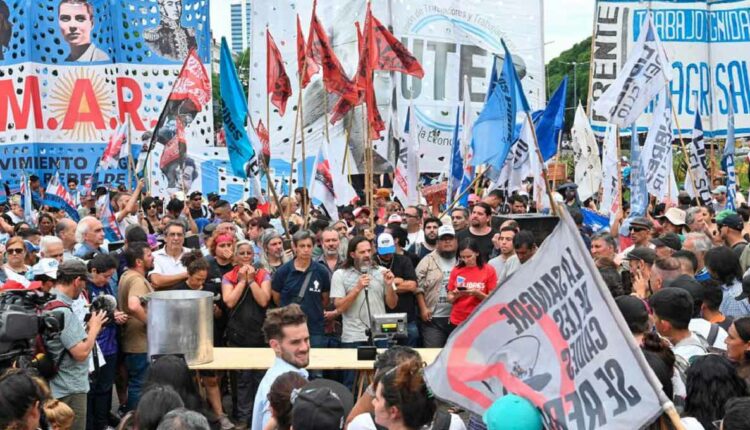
[87, 354, 117, 430]
[309, 334, 328, 379]
[403, 321, 421, 347]
[340, 340, 389, 391]
[123, 353, 149, 412]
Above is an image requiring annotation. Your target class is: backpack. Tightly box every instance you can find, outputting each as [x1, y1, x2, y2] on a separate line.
[673, 333, 709, 386]
[33, 300, 72, 380]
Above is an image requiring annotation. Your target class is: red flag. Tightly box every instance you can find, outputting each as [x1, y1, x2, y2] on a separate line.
[170, 49, 212, 110]
[307, 1, 358, 103]
[267, 30, 292, 116]
[255, 119, 270, 160]
[367, 6, 424, 77]
[297, 15, 318, 88]
[160, 117, 186, 169]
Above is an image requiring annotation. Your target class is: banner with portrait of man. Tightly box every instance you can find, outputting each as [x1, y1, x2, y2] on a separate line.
[0, 0, 212, 195]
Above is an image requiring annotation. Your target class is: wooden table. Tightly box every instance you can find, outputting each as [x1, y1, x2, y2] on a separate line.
[190, 348, 441, 370]
[190, 348, 442, 397]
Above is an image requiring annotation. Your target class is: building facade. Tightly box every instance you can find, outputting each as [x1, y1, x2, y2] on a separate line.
[231, 0, 252, 54]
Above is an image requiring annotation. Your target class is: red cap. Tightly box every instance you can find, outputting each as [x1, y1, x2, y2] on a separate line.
[0, 280, 42, 292]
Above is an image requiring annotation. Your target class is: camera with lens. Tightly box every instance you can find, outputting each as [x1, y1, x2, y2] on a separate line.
[86, 295, 117, 326]
[0, 290, 65, 371]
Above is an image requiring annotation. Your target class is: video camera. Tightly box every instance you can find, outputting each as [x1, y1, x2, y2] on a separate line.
[0, 290, 65, 370]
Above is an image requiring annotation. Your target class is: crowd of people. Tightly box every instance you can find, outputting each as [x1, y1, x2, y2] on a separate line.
[1, 176, 750, 430]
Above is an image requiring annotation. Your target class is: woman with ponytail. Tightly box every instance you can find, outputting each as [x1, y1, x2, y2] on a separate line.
[371, 358, 437, 430]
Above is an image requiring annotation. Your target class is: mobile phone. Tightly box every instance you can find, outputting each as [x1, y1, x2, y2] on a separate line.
[457, 286, 468, 291]
[282, 238, 293, 251]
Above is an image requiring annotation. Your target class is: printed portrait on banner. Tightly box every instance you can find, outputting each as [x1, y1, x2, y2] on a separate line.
[0, 0, 213, 197]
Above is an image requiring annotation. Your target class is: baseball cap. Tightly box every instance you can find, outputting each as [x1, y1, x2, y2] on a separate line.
[387, 214, 403, 224]
[629, 217, 653, 230]
[650, 233, 682, 251]
[737, 274, 750, 301]
[32, 258, 59, 280]
[57, 260, 88, 278]
[291, 381, 352, 430]
[377, 233, 396, 255]
[483, 394, 543, 430]
[716, 211, 744, 231]
[624, 247, 657, 265]
[438, 225, 456, 238]
[649, 288, 693, 327]
[207, 192, 220, 202]
[353, 206, 371, 218]
[659, 207, 686, 226]
[712, 185, 728, 195]
[615, 296, 650, 334]
[189, 191, 203, 199]
[664, 274, 704, 304]
[0, 280, 42, 292]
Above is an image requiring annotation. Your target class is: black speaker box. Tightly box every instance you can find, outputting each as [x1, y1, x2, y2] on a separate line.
[492, 214, 559, 246]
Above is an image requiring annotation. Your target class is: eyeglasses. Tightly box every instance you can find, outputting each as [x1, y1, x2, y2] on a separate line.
[148, 205, 158, 209]
[629, 227, 647, 233]
[6, 248, 24, 255]
[192, 197, 202, 201]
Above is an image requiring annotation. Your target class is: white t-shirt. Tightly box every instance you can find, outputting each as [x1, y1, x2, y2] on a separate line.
[407, 230, 425, 247]
[689, 318, 728, 351]
[348, 412, 466, 430]
[151, 247, 189, 277]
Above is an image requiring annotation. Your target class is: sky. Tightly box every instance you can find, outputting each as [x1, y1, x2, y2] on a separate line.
[209, 1, 594, 63]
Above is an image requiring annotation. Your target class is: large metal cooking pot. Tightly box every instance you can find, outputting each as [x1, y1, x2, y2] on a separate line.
[146, 290, 214, 365]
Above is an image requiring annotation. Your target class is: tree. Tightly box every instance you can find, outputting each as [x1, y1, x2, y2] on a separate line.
[212, 48, 252, 136]
[546, 37, 591, 133]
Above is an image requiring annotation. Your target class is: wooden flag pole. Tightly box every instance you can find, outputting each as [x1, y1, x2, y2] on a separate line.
[439, 170, 487, 219]
[551, 131, 563, 190]
[300, 91, 309, 229]
[615, 126, 623, 216]
[670, 103, 703, 206]
[288, 91, 301, 194]
[126, 118, 133, 189]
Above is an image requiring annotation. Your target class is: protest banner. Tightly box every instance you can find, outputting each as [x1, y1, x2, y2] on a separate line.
[250, 0, 544, 175]
[685, 112, 711, 206]
[642, 89, 676, 202]
[590, 0, 750, 137]
[0, 0, 213, 192]
[424, 208, 666, 429]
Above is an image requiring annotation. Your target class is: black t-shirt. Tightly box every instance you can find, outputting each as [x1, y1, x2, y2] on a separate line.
[189, 205, 209, 220]
[377, 254, 418, 322]
[456, 228, 495, 261]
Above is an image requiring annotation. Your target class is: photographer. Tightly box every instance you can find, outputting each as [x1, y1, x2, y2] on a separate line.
[46, 260, 109, 430]
[85, 253, 128, 430]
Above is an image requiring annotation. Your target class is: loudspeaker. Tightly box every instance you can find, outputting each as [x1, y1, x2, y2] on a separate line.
[492, 214, 559, 246]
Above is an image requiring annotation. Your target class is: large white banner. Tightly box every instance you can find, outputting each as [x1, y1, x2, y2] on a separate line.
[424, 209, 664, 428]
[591, 0, 750, 137]
[250, 0, 544, 175]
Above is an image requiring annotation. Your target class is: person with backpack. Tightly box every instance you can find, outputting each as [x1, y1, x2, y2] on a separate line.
[45, 259, 109, 430]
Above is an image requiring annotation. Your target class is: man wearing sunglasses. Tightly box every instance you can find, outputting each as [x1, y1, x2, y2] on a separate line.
[617, 217, 654, 262]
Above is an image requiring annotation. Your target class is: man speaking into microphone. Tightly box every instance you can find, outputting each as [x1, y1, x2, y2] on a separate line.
[331, 235, 398, 387]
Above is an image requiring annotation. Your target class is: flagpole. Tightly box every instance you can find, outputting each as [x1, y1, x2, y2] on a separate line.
[288, 94, 300, 194]
[300, 92, 309, 229]
[668, 93, 703, 206]
[526, 112, 560, 215]
[439, 171, 487, 219]
[127, 119, 133, 189]
[615, 126, 623, 220]
[551, 132, 563, 190]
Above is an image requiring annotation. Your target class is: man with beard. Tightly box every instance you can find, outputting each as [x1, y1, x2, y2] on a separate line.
[260, 229, 291, 276]
[407, 217, 441, 263]
[456, 202, 495, 260]
[375, 233, 419, 346]
[416, 225, 458, 347]
[488, 226, 519, 286]
[316, 227, 344, 358]
[251, 305, 310, 430]
[117, 242, 155, 412]
[331, 236, 397, 388]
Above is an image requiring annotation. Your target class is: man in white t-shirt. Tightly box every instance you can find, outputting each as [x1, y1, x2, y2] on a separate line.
[149, 221, 189, 290]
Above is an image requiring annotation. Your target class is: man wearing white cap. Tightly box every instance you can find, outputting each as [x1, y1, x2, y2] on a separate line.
[712, 185, 728, 212]
[416, 225, 459, 348]
[375, 232, 419, 346]
[657, 207, 686, 236]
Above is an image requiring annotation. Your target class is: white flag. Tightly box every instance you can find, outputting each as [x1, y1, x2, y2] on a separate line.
[394, 105, 421, 206]
[571, 104, 602, 202]
[600, 125, 620, 220]
[684, 111, 711, 206]
[641, 89, 674, 202]
[593, 13, 672, 126]
[309, 139, 357, 221]
[424, 208, 664, 428]
[497, 118, 533, 193]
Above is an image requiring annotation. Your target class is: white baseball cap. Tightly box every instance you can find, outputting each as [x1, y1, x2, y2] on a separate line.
[438, 225, 456, 238]
[32, 258, 59, 279]
[377, 233, 396, 255]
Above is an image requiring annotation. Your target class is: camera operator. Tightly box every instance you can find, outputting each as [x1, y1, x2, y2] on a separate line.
[46, 259, 109, 430]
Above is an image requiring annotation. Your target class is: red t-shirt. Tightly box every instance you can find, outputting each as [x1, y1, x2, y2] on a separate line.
[222, 265, 270, 286]
[447, 264, 497, 325]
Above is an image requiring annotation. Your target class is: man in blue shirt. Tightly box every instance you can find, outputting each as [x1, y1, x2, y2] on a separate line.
[271, 230, 330, 349]
[250, 305, 310, 430]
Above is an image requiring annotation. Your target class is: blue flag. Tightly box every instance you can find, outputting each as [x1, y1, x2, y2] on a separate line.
[723, 84, 737, 210]
[471, 41, 528, 168]
[485, 57, 499, 104]
[535, 76, 568, 161]
[219, 37, 257, 179]
[0, 172, 6, 205]
[581, 208, 610, 233]
[448, 106, 462, 205]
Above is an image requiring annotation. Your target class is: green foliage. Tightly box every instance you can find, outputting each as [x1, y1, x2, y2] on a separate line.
[212, 48, 251, 134]
[546, 37, 592, 134]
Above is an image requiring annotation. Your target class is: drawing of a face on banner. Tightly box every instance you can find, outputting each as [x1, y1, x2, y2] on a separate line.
[58, 0, 110, 62]
[144, 0, 197, 61]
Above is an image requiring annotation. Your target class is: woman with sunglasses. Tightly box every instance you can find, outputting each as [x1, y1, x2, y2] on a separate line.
[140, 196, 162, 235]
[3, 236, 31, 286]
[446, 238, 497, 328]
[221, 241, 272, 427]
